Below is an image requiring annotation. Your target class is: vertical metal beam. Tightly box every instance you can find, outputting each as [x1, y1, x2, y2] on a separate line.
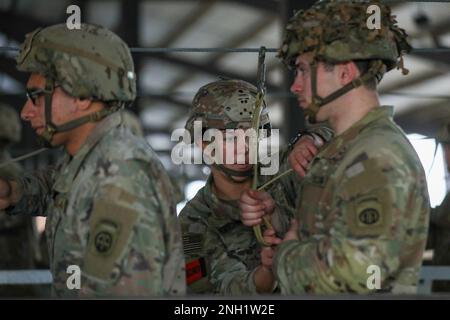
[119, 0, 140, 115]
[281, 0, 316, 142]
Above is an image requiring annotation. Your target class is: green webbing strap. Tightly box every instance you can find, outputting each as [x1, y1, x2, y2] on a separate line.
[39, 80, 57, 146]
[307, 59, 386, 122]
[38, 75, 120, 146]
[55, 107, 118, 132]
[251, 47, 273, 247]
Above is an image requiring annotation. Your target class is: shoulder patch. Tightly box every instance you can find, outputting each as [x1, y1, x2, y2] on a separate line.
[83, 191, 139, 280]
[344, 192, 392, 237]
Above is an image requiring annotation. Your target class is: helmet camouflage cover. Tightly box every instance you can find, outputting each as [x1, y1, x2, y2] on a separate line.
[16, 23, 136, 103]
[185, 79, 271, 141]
[278, 0, 411, 72]
[0, 103, 21, 144]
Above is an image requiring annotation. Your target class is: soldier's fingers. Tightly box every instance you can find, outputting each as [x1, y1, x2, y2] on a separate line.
[254, 190, 273, 202]
[301, 138, 318, 153]
[0, 199, 10, 210]
[262, 198, 275, 213]
[239, 203, 265, 213]
[298, 156, 308, 168]
[242, 217, 262, 227]
[263, 229, 281, 245]
[292, 163, 306, 177]
[248, 189, 266, 200]
[297, 148, 314, 162]
[241, 210, 265, 221]
[263, 228, 276, 237]
[265, 236, 281, 245]
[304, 141, 318, 155]
[240, 191, 263, 206]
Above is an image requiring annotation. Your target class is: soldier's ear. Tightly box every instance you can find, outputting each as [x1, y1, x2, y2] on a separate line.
[75, 97, 94, 111]
[338, 61, 359, 86]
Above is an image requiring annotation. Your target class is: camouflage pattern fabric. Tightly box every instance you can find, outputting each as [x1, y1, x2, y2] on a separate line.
[16, 23, 136, 103]
[185, 79, 271, 140]
[0, 150, 39, 297]
[180, 175, 262, 295]
[180, 149, 294, 295]
[273, 106, 430, 294]
[6, 112, 185, 297]
[180, 125, 334, 295]
[120, 110, 144, 138]
[278, 0, 411, 70]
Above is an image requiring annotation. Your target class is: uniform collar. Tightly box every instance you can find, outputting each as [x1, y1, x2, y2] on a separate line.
[316, 106, 393, 160]
[53, 112, 123, 193]
[202, 175, 241, 223]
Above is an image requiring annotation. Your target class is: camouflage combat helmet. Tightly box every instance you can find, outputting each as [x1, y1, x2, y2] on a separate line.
[16, 23, 136, 146]
[186, 79, 270, 138]
[0, 103, 22, 145]
[186, 79, 271, 182]
[279, 0, 411, 121]
[436, 122, 450, 144]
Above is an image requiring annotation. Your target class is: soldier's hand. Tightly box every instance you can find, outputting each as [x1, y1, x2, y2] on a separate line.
[0, 178, 12, 210]
[289, 135, 321, 178]
[282, 219, 299, 242]
[239, 189, 275, 227]
[260, 229, 281, 269]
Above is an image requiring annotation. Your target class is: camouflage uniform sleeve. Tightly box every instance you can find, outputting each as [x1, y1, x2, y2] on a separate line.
[179, 208, 212, 294]
[5, 168, 55, 217]
[79, 159, 185, 297]
[266, 146, 299, 235]
[180, 206, 259, 295]
[287, 123, 335, 152]
[208, 230, 259, 295]
[267, 124, 334, 235]
[274, 156, 429, 294]
[304, 122, 335, 143]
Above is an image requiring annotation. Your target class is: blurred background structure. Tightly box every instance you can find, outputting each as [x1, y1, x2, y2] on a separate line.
[0, 1, 449, 278]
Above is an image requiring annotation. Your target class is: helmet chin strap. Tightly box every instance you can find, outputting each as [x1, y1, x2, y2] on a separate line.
[213, 164, 253, 184]
[38, 78, 121, 148]
[305, 59, 386, 123]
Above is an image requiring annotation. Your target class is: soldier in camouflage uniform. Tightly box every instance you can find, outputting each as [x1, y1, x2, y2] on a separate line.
[0, 104, 39, 297]
[427, 122, 450, 292]
[240, 0, 430, 294]
[0, 23, 185, 297]
[180, 79, 333, 295]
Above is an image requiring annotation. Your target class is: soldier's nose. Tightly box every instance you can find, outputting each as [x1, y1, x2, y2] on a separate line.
[20, 100, 34, 121]
[290, 79, 302, 95]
